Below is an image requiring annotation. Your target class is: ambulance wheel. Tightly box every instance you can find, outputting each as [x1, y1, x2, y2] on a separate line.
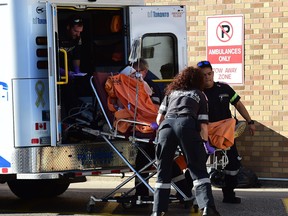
[7, 179, 70, 199]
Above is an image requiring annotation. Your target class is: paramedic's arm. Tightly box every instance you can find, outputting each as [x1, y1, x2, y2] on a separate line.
[156, 113, 164, 126]
[200, 123, 208, 141]
[234, 100, 256, 136]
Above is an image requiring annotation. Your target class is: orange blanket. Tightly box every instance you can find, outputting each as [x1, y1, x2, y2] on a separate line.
[105, 74, 158, 133]
[208, 118, 236, 149]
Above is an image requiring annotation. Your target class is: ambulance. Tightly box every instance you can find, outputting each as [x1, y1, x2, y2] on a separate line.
[0, 0, 187, 198]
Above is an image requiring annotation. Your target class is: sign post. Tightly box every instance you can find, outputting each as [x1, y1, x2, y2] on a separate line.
[206, 15, 244, 85]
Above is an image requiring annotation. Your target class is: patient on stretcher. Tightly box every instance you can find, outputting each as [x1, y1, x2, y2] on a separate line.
[109, 66, 153, 111]
[105, 66, 159, 134]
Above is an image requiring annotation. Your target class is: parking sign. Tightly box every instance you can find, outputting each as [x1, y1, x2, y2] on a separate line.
[207, 15, 244, 85]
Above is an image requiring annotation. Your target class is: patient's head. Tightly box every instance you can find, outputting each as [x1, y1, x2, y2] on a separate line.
[132, 58, 149, 79]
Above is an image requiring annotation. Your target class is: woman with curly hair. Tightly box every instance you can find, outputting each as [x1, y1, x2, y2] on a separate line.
[151, 67, 220, 216]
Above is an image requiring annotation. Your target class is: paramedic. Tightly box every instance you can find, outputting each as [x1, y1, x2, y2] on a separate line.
[197, 60, 256, 204]
[59, 15, 83, 75]
[59, 15, 84, 115]
[151, 67, 220, 216]
[132, 58, 192, 202]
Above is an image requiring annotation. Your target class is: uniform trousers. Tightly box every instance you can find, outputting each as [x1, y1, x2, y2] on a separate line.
[135, 142, 192, 199]
[152, 117, 215, 213]
[222, 143, 241, 198]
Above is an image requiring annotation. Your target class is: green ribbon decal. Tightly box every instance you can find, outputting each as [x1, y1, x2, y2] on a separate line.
[35, 80, 45, 108]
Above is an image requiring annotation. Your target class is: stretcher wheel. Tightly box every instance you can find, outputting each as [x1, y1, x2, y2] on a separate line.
[121, 201, 135, 209]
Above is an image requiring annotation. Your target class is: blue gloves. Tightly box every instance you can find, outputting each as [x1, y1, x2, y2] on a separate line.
[59, 67, 81, 79]
[74, 65, 81, 74]
[150, 122, 159, 131]
[203, 140, 216, 155]
[59, 67, 65, 76]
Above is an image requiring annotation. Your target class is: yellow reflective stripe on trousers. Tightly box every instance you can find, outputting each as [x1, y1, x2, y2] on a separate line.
[155, 182, 171, 189]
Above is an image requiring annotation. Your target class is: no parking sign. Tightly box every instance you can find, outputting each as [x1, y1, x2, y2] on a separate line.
[206, 15, 244, 85]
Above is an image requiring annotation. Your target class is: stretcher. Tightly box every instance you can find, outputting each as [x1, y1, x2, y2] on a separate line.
[81, 71, 198, 213]
[63, 65, 234, 213]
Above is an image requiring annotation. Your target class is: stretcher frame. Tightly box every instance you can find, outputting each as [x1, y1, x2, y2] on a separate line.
[206, 148, 230, 174]
[84, 72, 197, 213]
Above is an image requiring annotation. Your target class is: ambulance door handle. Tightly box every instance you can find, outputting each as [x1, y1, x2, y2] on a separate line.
[57, 48, 69, 85]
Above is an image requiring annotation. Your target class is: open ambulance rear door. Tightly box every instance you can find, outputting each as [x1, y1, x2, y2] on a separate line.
[46, 2, 59, 146]
[128, 5, 187, 80]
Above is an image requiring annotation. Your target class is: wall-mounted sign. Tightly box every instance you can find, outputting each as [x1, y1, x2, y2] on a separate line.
[206, 15, 244, 85]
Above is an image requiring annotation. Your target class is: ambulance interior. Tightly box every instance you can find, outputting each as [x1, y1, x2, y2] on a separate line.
[56, 7, 178, 144]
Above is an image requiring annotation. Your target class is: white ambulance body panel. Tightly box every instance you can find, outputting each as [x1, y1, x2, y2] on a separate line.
[13, 79, 50, 147]
[0, 1, 16, 173]
[0, 0, 51, 151]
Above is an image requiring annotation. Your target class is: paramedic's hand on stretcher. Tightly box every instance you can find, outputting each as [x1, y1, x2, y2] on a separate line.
[203, 140, 216, 154]
[150, 122, 159, 130]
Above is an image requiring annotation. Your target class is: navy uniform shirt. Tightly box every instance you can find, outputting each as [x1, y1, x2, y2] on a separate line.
[203, 82, 240, 123]
[159, 89, 209, 124]
[59, 32, 82, 70]
[144, 70, 163, 105]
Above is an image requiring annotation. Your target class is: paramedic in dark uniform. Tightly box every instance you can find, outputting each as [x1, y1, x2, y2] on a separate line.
[132, 58, 191, 202]
[151, 67, 220, 216]
[58, 15, 84, 115]
[197, 60, 256, 204]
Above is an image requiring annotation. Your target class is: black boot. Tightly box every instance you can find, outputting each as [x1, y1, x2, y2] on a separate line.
[222, 175, 241, 204]
[201, 206, 221, 216]
[222, 188, 241, 204]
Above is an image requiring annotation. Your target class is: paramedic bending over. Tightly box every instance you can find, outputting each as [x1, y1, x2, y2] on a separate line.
[151, 67, 221, 216]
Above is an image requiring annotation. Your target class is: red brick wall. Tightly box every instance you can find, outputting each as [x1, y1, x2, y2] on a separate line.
[145, 0, 288, 179]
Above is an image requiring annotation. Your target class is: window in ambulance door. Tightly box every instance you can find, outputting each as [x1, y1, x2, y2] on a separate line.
[141, 33, 178, 80]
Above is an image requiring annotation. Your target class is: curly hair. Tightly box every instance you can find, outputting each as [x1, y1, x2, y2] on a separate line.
[165, 66, 204, 95]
